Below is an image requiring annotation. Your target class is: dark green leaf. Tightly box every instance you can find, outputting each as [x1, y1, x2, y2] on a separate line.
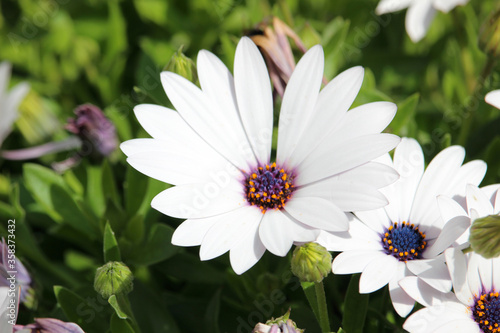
[104, 222, 121, 262]
[342, 274, 369, 333]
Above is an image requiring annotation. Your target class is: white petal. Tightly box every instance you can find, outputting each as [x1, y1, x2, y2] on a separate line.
[258, 209, 294, 256]
[403, 302, 475, 333]
[160, 71, 250, 170]
[294, 179, 388, 212]
[423, 216, 470, 258]
[493, 256, 500, 291]
[289, 67, 364, 166]
[323, 101, 397, 145]
[405, 0, 436, 42]
[200, 206, 262, 261]
[151, 182, 245, 219]
[0, 82, 29, 143]
[284, 196, 349, 232]
[332, 250, 386, 274]
[406, 258, 452, 293]
[376, 0, 412, 14]
[466, 253, 482, 299]
[477, 254, 493, 293]
[337, 161, 399, 189]
[359, 255, 398, 293]
[399, 276, 453, 308]
[230, 222, 266, 274]
[355, 208, 392, 234]
[133, 104, 184, 140]
[0, 62, 12, 97]
[447, 160, 487, 203]
[485, 90, 500, 110]
[316, 217, 382, 252]
[410, 146, 465, 234]
[197, 50, 257, 167]
[389, 264, 415, 317]
[433, 0, 470, 13]
[233, 37, 273, 164]
[277, 45, 324, 165]
[296, 133, 400, 185]
[444, 247, 473, 305]
[437, 195, 467, 223]
[284, 216, 321, 242]
[466, 184, 494, 217]
[171, 218, 220, 246]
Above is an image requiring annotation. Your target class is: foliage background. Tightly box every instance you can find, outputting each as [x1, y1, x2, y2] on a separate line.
[1, 0, 500, 332]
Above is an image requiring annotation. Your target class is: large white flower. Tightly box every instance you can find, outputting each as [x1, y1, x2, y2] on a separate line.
[404, 248, 500, 332]
[319, 138, 486, 316]
[376, 0, 470, 42]
[121, 37, 400, 274]
[0, 62, 29, 148]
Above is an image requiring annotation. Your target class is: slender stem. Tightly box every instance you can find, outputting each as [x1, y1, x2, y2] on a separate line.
[457, 56, 497, 146]
[0, 136, 81, 160]
[315, 281, 330, 333]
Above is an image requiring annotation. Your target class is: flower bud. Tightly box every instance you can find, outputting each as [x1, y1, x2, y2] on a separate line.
[94, 261, 133, 299]
[252, 309, 304, 333]
[66, 104, 118, 160]
[291, 242, 332, 283]
[469, 214, 500, 259]
[479, 6, 500, 58]
[164, 46, 197, 83]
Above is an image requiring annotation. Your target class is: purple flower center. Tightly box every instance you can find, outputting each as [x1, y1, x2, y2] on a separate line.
[245, 163, 294, 213]
[472, 291, 500, 333]
[381, 222, 426, 262]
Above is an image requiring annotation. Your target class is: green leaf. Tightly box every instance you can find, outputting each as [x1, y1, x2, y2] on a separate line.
[102, 160, 120, 205]
[53, 286, 107, 332]
[391, 93, 419, 135]
[301, 281, 320, 321]
[104, 198, 128, 234]
[123, 214, 145, 245]
[128, 223, 180, 266]
[342, 274, 369, 333]
[111, 313, 136, 333]
[104, 222, 121, 262]
[108, 294, 131, 319]
[204, 289, 222, 333]
[124, 166, 149, 217]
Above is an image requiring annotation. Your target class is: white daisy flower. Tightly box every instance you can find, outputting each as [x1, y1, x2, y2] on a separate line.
[121, 37, 401, 274]
[376, 0, 470, 43]
[0, 62, 29, 148]
[319, 138, 486, 316]
[486, 90, 500, 110]
[404, 248, 500, 332]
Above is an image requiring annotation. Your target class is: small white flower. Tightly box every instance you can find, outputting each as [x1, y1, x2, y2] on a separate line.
[486, 90, 500, 110]
[404, 248, 500, 332]
[319, 138, 486, 316]
[0, 62, 29, 148]
[376, 0, 470, 42]
[122, 37, 400, 274]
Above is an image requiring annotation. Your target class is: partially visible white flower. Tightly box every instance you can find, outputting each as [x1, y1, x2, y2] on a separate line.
[376, 0, 470, 42]
[404, 248, 500, 332]
[122, 37, 400, 274]
[0, 62, 29, 148]
[486, 90, 500, 109]
[318, 138, 486, 317]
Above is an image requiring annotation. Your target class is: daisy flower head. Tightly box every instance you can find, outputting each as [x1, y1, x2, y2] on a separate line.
[0, 62, 29, 148]
[404, 248, 500, 332]
[376, 0, 470, 43]
[121, 37, 400, 274]
[319, 138, 486, 316]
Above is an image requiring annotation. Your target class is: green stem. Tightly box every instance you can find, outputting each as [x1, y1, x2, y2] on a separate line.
[315, 281, 331, 333]
[457, 56, 497, 146]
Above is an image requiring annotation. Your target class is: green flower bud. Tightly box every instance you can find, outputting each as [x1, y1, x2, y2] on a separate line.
[164, 46, 197, 83]
[94, 261, 133, 299]
[479, 6, 500, 58]
[469, 214, 500, 259]
[291, 242, 332, 283]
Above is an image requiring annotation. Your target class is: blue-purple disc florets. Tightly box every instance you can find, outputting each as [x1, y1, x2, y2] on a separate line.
[472, 291, 500, 333]
[382, 222, 426, 262]
[245, 163, 294, 213]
